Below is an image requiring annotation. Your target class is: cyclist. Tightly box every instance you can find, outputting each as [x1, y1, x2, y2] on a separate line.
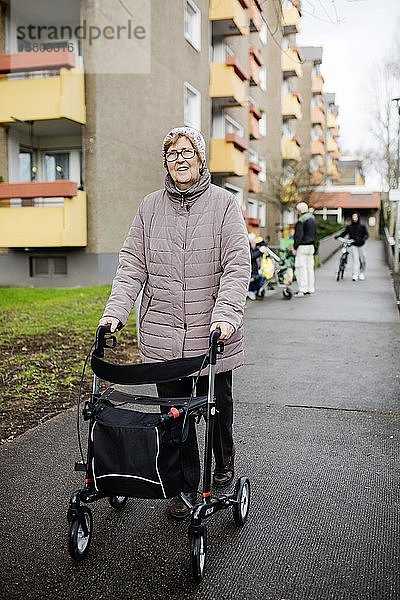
[335, 212, 368, 281]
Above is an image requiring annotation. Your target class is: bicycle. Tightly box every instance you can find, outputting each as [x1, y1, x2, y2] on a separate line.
[336, 237, 354, 281]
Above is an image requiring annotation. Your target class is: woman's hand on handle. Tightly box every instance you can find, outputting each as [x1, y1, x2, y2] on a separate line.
[99, 316, 120, 333]
[210, 321, 234, 341]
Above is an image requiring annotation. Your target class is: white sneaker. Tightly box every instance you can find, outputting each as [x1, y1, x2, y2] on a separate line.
[352, 275, 358, 281]
[359, 273, 365, 281]
[294, 291, 305, 297]
[247, 291, 256, 301]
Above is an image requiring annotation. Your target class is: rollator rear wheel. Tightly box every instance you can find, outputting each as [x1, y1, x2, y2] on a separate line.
[109, 495, 128, 510]
[68, 506, 93, 561]
[282, 288, 292, 300]
[232, 477, 250, 526]
[189, 524, 207, 582]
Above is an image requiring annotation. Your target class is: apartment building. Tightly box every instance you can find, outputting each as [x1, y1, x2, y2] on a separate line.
[335, 156, 365, 186]
[0, 0, 299, 287]
[296, 47, 341, 190]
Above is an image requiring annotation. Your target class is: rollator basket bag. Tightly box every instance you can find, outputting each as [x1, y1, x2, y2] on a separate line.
[91, 405, 200, 499]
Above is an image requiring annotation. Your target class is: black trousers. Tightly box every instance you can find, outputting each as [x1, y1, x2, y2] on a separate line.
[156, 370, 233, 470]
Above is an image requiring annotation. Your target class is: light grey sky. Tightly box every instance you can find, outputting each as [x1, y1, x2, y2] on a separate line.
[296, 0, 400, 187]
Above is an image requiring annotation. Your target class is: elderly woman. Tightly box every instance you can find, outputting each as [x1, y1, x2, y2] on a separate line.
[100, 126, 250, 519]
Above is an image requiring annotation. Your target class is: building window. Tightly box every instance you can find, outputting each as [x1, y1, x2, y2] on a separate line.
[259, 23, 267, 45]
[19, 149, 35, 182]
[29, 256, 67, 278]
[224, 114, 244, 137]
[259, 113, 267, 137]
[259, 158, 267, 182]
[259, 66, 267, 91]
[248, 148, 259, 164]
[247, 199, 258, 219]
[184, 0, 201, 51]
[224, 182, 244, 208]
[44, 152, 70, 180]
[184, 82, 201, 130]
[258, 201, 266, 227]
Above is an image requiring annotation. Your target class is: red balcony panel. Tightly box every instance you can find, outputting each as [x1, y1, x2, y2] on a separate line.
[0, 50, 76, 75]
[226, 132, 249, 151]
[249, 161, 261, 174]
[250, 46, 263, 66]
[0, 180, 78, 199]
[226, 56, 249, 81]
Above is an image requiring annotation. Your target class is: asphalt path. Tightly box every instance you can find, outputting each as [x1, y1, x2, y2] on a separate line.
[1, 239, 399, 600]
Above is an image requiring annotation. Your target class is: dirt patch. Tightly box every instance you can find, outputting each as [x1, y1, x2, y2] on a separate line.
[0, 330, 139, 443]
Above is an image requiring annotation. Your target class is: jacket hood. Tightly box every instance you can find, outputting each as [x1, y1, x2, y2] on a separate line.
[164, 168, 211, 206]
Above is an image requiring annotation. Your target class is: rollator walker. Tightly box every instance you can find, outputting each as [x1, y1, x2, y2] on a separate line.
[67, 326, 250, 581]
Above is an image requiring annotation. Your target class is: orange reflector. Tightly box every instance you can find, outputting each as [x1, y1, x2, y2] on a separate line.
[84, 478, 93, 484]
[202, 491, 211, 498]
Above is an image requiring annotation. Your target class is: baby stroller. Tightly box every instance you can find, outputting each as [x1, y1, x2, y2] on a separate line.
[260, 245, 294, 300]
[67, 326, 250, 582]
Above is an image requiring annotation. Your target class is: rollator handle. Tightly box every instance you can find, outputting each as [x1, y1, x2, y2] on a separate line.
[209, 328, 222, 365]
[94, 325, 117, 358]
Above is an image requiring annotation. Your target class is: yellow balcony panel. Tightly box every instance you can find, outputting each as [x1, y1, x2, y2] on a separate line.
[281, 4, 301, 34]
[326, 111, 338, 129]
[311, 139, 325, 156]
[282, 48, 303, 78]
[0, 187, 87, 248]
[281, 181, 298, 204]
[209, 62, 247, 107]
[327, 163, 340, 179]
[281, 137, 301, 162]
[0, 66, 86, 125]
[209, 0, 249, 36]
[282, 93, 302, 120]
[209, 137, 247, 176]
[311, 75, 324, 95]
[326, 137, 338, 153]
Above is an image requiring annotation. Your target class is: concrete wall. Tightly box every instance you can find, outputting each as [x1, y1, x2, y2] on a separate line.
[83, 0, 211, 257]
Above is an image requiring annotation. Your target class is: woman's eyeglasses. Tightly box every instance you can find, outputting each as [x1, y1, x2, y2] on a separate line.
[165, 148, 196, 162]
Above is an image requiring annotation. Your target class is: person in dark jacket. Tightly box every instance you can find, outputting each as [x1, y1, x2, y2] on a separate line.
[336, 212, 368, 281]
[293, 201, 316, 297]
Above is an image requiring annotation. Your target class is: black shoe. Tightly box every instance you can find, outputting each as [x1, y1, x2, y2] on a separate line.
[166, 493, 196, 520]
[213, 449, 235, 487]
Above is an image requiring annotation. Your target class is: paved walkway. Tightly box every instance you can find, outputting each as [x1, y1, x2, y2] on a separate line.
[1, 240, 399, 600]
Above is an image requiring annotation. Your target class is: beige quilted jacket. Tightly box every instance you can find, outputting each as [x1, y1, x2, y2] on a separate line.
[103, 169, 251, 372]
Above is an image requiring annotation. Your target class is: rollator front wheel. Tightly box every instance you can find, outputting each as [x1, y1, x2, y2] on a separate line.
[109, 495, 128, 510]
[189, 524, 207, 582]
[68, 506, 93, 561]
[232, 477, 250, 526]
[282, 287, 292, 300]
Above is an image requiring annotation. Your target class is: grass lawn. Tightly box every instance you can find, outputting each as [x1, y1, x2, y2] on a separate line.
[0, 286, 138, 442]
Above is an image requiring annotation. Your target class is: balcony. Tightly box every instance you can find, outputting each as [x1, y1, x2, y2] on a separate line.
[281, 136, 301, 161]
[327, 111, 338, 129]
[311, 75, 324, 95]
[311, 107, 326, 126]
[209, 59, 248, 107]
[209, 134, 248, 176]
[281, 181, 298, 204]
[248, 162, 261, 193]
[327, 163, 340, 180]
[310, 170, 325, 186]
[249, 47, 263, 86]
[326, 136, 339, 153]
[249, 0, 263, 32]
[311, 138, 325, 156]
[282, 48, 303, 79]
[282, 92, 302, 120]
[209, 0, 249, 36]
[249, 104, 262, 139]
[281, 3, 301, 34]
[0, 181, 87, 247]
[0, 51, 86, 125]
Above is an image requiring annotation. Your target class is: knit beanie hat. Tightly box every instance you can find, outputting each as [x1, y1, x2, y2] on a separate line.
[162, 126, 206, 170]
[296, 201, 309, 214]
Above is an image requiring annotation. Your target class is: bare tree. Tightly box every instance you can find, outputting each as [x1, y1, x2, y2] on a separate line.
[365, 56, 400, 190]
